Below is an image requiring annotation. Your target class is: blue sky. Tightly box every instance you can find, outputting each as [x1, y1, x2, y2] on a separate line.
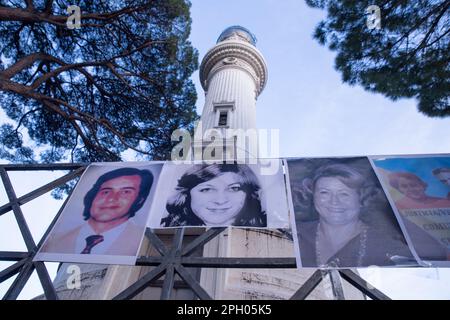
[1, 0, 449, 299]
[190, 0, 450, 158]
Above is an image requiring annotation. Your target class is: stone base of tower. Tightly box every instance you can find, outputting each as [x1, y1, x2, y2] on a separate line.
[200, 229, 365, 300]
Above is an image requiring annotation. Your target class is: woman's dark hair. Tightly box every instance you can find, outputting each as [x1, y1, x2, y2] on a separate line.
[296, 163, 380, 221]
[161, 164, 266, 227]
[83, 167, 153, 220]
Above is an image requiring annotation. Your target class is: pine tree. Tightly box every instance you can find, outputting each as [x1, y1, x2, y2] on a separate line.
[306, 0, 449, 117]
[0, 0, 199, 163]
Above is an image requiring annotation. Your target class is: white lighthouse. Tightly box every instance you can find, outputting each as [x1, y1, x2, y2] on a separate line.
[187, 26, 268, 164]
[199, 26, 267, 133]
[196, 26, 364, 300]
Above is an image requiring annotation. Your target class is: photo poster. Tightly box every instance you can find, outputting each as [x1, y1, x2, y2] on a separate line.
[285, 157, 414, 269]
[148, 159, 290, 229]
[35, 162, 163, 265]
[370, 154, 450, 267]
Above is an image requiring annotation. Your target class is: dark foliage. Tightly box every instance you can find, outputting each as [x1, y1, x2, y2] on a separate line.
[0, 0, 199, 163]
[306, 0, 449, 117]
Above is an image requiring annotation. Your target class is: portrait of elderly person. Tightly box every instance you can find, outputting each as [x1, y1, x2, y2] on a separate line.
[433, 168, 450, 187]
[432, 168, 450, 199]
[388, 172, 450, 210]
[387, 171, 450, 261]
[160, 163, 266, 227]
[41, 167, 154, 256]
[293, 162, 411, 268]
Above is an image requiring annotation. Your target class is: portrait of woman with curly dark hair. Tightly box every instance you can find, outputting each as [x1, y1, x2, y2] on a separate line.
[160, 163, 267, 227]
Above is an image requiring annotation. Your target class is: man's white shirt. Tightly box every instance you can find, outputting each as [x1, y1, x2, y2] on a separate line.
[75, 220, 132, 255]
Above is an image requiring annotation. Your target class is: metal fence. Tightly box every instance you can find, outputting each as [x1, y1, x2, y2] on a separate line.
[0, 163, 390, 300]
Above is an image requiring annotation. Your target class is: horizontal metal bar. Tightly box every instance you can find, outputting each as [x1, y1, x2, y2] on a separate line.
[135, 256, 164, 266]
[180, 257, 297, 268]
[339, 269, 391, 300]
[0, 204, 12, 217]
[0, 163, 87, 171]
[147, 279, 191, 289]
[0, 252, 29, 262]
[0, 167, 85, 216]
[136, 257, 297, 268]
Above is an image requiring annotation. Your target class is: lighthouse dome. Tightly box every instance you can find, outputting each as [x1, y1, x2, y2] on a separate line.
[217, 26, 257, 46]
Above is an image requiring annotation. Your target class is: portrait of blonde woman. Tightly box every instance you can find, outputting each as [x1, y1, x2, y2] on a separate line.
[288, 158, 413, 268]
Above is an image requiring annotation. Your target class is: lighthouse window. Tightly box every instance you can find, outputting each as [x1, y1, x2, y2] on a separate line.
[218, 111, 228, 126]
[213, 103, 233, 128]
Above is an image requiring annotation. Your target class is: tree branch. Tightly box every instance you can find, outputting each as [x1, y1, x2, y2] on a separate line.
[30, 61, 109, 89]
[44, 0, 53, 14]
[0, 4, 150, 27]
[393, 2, 450, 71]
[0, 53, 63, 79]
[12, 107, 41, 133]
[110, 40, 169, 60]
[0, 38, 166, 90]
[406, 2, 449, 58]
[25, 0, 34, 10]
[24, 60, 45, 84]
[1, 78, 153, 157]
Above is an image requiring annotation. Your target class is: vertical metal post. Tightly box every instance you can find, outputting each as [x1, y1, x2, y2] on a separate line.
[160, 228, 185, 300]
[33, 261, 58, 300]
[329, 269, 345, 300]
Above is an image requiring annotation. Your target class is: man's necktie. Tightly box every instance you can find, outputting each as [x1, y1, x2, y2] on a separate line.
[81, 235, 104, 254]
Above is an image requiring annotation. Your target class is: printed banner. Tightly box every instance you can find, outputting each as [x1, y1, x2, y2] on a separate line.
[286, 157, 413, 268]
[371, 155, 450, 266]
[35, 162, 163, 265]
[32, 155, 450, 268]
[148, 160, 290, 228]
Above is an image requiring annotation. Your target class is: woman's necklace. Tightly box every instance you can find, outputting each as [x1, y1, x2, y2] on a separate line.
[315, 222, 368, 267]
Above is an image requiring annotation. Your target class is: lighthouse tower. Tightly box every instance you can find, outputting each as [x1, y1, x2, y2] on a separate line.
[189, 26, 268, 163]
[195, 26, 364, 300]
[194, 26, 299, 299]
[199, 26, 267, 133]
